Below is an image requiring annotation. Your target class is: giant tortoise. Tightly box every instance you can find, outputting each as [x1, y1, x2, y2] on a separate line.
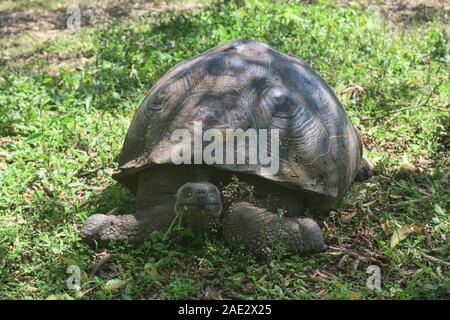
[80, 40, 371, 254]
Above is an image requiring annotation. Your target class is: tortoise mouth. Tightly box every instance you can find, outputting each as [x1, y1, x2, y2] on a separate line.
[177, 202, 221, 216]
[179, 202, 220, 207]
[203, 203, 220, 209]
[199, 203, 221, 216]
[175, 202, 222, 231]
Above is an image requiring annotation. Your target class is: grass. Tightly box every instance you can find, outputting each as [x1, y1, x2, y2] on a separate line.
[0, 0, 448, 300]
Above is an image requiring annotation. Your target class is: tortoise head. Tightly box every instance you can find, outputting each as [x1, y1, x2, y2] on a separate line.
[175, 182, 222, 232]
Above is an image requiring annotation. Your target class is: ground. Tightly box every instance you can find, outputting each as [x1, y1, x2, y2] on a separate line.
[0, 0, 448, 299]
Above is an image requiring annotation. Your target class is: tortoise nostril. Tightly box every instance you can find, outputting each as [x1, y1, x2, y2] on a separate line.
[194, 190, 207, 199]
[193, 189, 209, 200]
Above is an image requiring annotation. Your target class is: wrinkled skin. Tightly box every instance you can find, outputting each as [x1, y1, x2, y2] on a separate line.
[80, 166, 329, 254]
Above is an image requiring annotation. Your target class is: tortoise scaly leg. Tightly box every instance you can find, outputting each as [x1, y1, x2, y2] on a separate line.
[80, 204, 175, 248]
[222, 201, 327, 256]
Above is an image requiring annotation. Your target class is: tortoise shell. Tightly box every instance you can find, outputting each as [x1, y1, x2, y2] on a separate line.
[113, 40, 362, 215]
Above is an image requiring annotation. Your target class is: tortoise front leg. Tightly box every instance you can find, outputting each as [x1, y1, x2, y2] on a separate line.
[80, 204, 174, 248]
[222, 201, 327, 255]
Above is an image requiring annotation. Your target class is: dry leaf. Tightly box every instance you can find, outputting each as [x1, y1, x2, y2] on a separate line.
[416, 188, 431, 196]
[342, 210, 358, 222]
[104, 279, 126, 291]
[363, 200, 377, 207]
[144, 263, 159, 280]
[315, 270, 332, 279]
[436, 266, 444, 280]
[381, 222, 390, 235]
[90, 252, 114, 278]
[12, 217, 26, 225]
[0, 151, 9, 159]
[390, 225, 414, 248]
[401, 153, 409, 165]
[442, 169, 449, 184]
[58, 255, 76, 266]
[337, 254, 349, 269]
[410, 225, 423, 234]
[348, 291, 362, 300]
[23, 191, 34, 200]
[0, 137, 10, 146]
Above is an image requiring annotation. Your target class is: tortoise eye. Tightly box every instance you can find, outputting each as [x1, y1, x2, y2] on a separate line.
[209, 190, 216, 196]
[185, 190, 192, 197]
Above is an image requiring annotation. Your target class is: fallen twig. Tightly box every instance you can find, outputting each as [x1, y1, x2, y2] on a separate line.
[387, 195, 434, 207]
[328, 245, 387, 266]
[299, 275, 329, 283]
[80, 283, 101, 297]
[421, 253, 450, 267]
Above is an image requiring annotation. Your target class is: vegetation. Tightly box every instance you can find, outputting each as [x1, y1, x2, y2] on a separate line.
[0, 0, 448, 299]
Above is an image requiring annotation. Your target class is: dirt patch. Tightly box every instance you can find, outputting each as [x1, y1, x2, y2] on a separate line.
[336, 0, 449, 25]
[0, 9, 65, 37]
[0, 0, 207, 37]
[0, 0, 207, 75]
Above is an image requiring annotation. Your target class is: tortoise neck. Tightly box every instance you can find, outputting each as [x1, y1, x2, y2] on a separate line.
[195, 166, 211, 182]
